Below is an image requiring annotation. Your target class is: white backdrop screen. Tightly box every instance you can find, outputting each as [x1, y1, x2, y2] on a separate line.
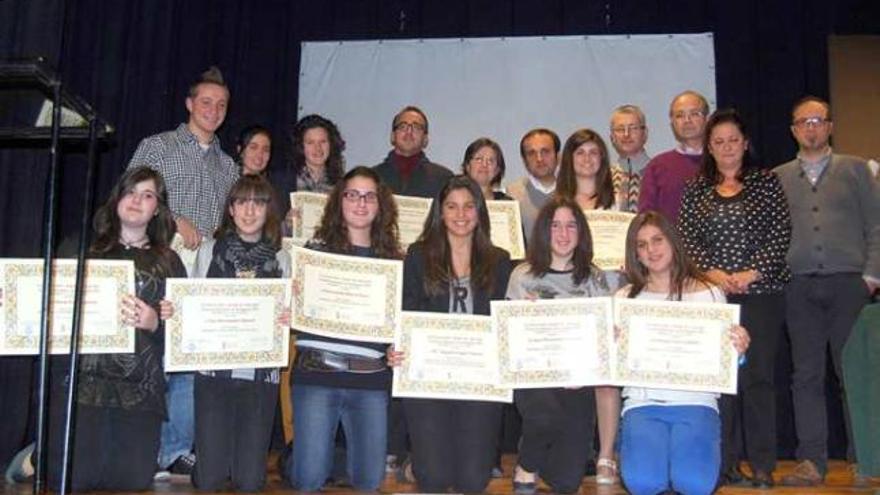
[298, 33, 716, 185]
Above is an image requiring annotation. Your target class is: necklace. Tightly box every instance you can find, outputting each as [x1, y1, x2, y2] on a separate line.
[119, 234, 149, 249]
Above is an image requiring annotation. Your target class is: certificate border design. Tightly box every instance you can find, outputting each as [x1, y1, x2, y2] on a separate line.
[494, 298, 613, 387]
[165, 279, 289, 371]
[582, 210, 635, 270]
[393, 195, 432, 249]
[614, 298, 739, 393]
[393, 312, 512, 403]
[486, 200, 526, 260]
[1, 259, 134, 355]
[291, 247, 402, 343]
[289, 192, 328, 246]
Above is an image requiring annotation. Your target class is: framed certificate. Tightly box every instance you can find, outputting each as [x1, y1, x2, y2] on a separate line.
[289, 191, 329, 246]
[164, 278, 291, 372]
[612, 298, 741, 394]
[493, 298, 614, 388]
[393, 311, 512, 403]
[291, 246, 403, 343]
[171, 233, 198, 276]
[0, 258, 135, 355]
[582, 210, 635, 270]
[486, 200, 526, 260]
[394, 194, 432, 249]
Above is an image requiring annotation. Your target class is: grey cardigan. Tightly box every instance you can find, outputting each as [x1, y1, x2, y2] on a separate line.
[773, 153, 880, 279]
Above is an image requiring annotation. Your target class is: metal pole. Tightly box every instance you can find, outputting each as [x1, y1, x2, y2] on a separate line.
[58, 117, 99, 494]
[33, 79, 64, 495]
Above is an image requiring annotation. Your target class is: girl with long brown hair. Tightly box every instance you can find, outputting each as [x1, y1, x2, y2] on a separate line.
[390, 175, 512, 493]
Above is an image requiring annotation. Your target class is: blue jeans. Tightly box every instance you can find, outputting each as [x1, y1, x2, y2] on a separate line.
[620, 405, 720, 495]
[158, 372, 195, 468]
[289, 384, 388, 491]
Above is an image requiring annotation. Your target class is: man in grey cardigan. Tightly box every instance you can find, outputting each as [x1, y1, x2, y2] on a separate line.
[507, 128, 560, 243]
[774, 96, 880, 486]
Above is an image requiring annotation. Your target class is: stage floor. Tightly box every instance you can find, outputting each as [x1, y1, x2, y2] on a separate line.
[2, 457, 877, 494]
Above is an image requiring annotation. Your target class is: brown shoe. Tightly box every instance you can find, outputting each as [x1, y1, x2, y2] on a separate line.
[780, 460, 823, 487]
[849, 463, 880, 487]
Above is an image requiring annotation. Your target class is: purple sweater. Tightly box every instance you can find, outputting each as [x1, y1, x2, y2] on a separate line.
[637, 149, 701, 224]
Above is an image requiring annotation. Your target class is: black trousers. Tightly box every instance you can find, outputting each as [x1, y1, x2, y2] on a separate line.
[0, 356, 33, 470]
[403, 398, 502, 493]
[193, 374, 278, 491]
[47, 398, 162, 492]
[515, 387, 596, 494]
[785, 273, 869, 473]
[720, 292, 785, 474]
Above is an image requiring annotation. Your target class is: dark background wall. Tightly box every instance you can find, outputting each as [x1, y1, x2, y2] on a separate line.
[1, 0, 878, 459]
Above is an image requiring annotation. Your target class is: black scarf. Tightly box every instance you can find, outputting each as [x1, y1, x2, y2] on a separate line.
[207, 233, 280, 279]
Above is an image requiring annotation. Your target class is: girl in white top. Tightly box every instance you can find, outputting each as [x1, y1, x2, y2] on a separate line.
[615, 211, 750, 495]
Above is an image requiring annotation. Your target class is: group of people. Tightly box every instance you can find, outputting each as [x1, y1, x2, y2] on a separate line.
[3, 64, 878, 495]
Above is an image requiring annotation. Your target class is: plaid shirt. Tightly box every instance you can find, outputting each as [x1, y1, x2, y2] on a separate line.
[128, 123, 239, 235]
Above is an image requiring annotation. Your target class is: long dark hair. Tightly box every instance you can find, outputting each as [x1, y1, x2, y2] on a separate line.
[419, 175, 498, 296]
[215, 175, 282, 249]
[623, 211, 710, 300]
[91, 166, 177, 272]
[700, 108, 757, 184]
[313, 166, 402, 259]
[291, 114, 345, 186]
[236, 124, 272, 175]
[526, 196, 595, 286]
[460, 137, 506, 187]
[556, 128, 614, 209]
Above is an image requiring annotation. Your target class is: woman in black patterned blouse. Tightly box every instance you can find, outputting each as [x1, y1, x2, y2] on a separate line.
[679, 109, 791, 489]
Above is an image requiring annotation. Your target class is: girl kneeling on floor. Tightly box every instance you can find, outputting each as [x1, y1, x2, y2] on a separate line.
[615, 211, 750, 495]
[190, 175, 289, 491]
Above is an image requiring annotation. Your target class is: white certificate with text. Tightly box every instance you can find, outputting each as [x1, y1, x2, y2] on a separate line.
[289, 191, 329, 246]
[612, 298, 740, 394]
[164, 278, 291, 372]
[291, 246, 402, 343]
[0, 258, 135, 355]
[486, 200, 526, 260]
[493, 298, 614, 388]
[393, 311, 512, 403]
[582, 210, 635, 270]
[394, 195, 432, 249]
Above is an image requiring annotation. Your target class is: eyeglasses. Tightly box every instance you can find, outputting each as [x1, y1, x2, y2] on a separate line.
[470, 155, 497, 166]
[393, 121, 426, 133]
[672, 110, 706, 121]
[611, 125, 646, 135]
[792, 116, 829, 129]
[342, 190, 379, 204]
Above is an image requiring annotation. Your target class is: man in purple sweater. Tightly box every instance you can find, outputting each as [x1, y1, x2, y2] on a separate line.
[637, 90, 710, 224]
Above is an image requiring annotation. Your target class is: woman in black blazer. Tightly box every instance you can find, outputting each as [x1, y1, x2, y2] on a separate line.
[391, 175, 512, 493]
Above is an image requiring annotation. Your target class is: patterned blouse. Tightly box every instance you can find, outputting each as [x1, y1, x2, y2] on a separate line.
[679, 169, 792, 294]
[296, 165, 335, 193]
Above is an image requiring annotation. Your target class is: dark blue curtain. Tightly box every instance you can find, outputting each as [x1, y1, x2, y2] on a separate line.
[2, 0, 878, 465]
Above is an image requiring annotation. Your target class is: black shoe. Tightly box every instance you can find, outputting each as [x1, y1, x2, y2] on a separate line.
[168, 453, 196, 476]
[719, 466, 744, 485]
[749, 470, 775, 489]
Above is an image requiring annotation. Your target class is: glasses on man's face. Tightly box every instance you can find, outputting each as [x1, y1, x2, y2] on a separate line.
[792, 116, 829, 129]
[611, 125, 645, 136]
[673, 110, 705, 122]
[393, 121, 426, 133]
[342, 189, 379, 204]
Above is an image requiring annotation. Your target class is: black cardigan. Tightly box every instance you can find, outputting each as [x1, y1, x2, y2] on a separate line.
[403, 241, 512, 316]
